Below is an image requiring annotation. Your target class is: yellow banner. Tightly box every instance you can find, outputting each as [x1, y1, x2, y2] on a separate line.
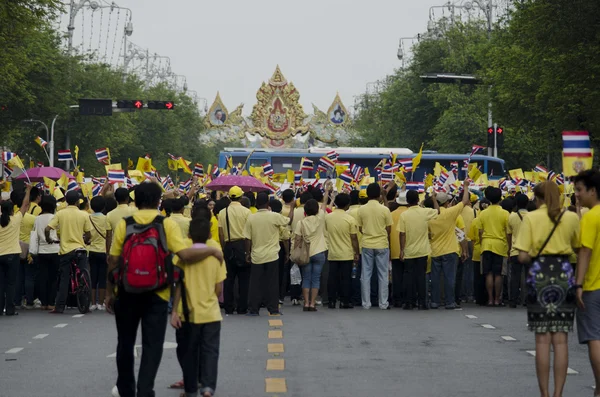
[562, 151, 594, 177]
[509, 168, 525, 180]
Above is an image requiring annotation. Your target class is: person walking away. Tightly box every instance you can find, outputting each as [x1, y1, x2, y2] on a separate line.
[0, 186, 31, 315]
[289, 191, 312, 306]
[171, 217, 226, 397]
[294, 199, 327, 311]
[515, 181, 580, 397]
[398, 190, 439, 310]
[357, 183, 393, 310]
[389, 191, 409, 307]
[348, 190, 366, 306]
[35, 196, 60, 311]
[11, 189, 37, 309]
[428, 181, 470, 309]
[467, 203, 486, 306]
[573, 170, 600, 396]
[244, 193, 294, 315]
[44, 190, 92, 314]
[218, 186, 251, 315]
[457, 193, 477, 304]
[106, 181, 223, 397]
[270, 198, 291, 304]
[171, 197, 191, 238]
[507, 193, 529, 308]
[478, 187, 510, 306]
[325, 193, 359, 309]
[105, 187, 137, 254]
[88, 196, 108, 311]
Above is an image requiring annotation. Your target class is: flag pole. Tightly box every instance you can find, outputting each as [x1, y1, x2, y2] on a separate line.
[241, 149, 255, 172]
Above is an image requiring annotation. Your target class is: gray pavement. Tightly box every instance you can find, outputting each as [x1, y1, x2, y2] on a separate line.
[0, 303, 596, 397]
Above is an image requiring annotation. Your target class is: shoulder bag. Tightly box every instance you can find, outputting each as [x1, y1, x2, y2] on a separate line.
[534, 210, 566, 258]
[290, 220, 310, 266]
[29, 219, 39, 255]
[90, 215, 106, 240]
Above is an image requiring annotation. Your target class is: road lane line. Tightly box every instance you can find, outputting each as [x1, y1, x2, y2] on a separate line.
[268, 343, 284, 353]
[465, 315, 478, 319]
[268, 330, 283, 339]
[72, 314, 85, 318]
[33, 334, 49, 339]
[481, 324, 496, 329]
[525, 350, 578, 374]
[266, 358, 285, 370]
[5, 348, 23, 354]
[526, 350, 536, 356]
[265, 378, 287, 393]
[501, 336, 516, 341]
[269, 319, 283, 327]
[54, 323, 68, 328]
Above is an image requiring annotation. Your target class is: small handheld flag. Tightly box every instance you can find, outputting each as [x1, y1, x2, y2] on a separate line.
[406, 181, 425, 193]
[35, 136, 48, 148]
[108, 170, 125, 183]
[562, 131, 592, 157]
[294, 171, 302, 184]
[1, 152, 15, 163]
[326, 150, 339, 162]
[339, 170, 354, 185]
[194, 163, 204, 177]
[262, 162, 274, 176]
[398, 159, 413, 172]
[300, 157, 314, 171]
[58, 150, 73, 162]
[534, 164, 548, 174]
[67, 180, 80, 192]
[95, 148, 110, 163]
[92, 184, 102, 197]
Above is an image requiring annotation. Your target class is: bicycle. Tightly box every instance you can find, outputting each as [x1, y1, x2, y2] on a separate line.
[69, 250, 92, 314]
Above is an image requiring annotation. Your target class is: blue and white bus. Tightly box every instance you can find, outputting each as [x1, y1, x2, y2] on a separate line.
[218, 147, 505, 181]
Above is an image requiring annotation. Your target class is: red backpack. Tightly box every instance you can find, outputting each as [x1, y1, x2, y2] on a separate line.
[113, 215, 173, 294]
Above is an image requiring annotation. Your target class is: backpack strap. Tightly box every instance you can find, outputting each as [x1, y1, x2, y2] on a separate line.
[123, 215, 168, 252]
[517, 211, 523, 221]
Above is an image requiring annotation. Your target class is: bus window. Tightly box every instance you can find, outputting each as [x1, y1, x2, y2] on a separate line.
[486, 159, 506, 178]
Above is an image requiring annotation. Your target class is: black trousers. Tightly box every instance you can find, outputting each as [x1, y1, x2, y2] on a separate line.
[405, 256, 427, 306]
[351, 257, 362, 305]
[0, 254, 19, 315]
[13, 257, 25, 306]
[327, 260, 353, 304]
[391, 259, 404, 305]
[455, 257, 464, 305]
[473, 261, 486, 305]
[278, 242, 289, 300]
[55, 250, 89, 311]
[223, 242, 250, 314]
[114, 291, 168, 397]
[37, 253, 59, 307]
[248, 260, 279, 314]
[509, 255, 526, 305]
[176, 321, 221, 395]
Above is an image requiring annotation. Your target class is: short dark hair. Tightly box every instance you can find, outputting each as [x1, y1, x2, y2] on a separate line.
[66, 190, 80, 205]
[515, 193, 529, 210]
[500, 198, 514, 212]
[334, 193, 350, 209]
[311, 189, 324, 203]
[192, 207, 212, 222]
[256, 192, 269, 208]
[10, 190, 24, 207]
[300, 191, 312, 205]
[29, 186, 41, 202]
[135, 182, 162, 209]
[406, 190, 420, 206]
[189, 218, 211, 244]
[171, 197, 185, 212]
[40, 196, 57, 214]
[114, 188, 129, 204]
[103, 197, 117, 215]
[574, 170, 600, 195]
[282, 189, 295, 204]
[304, 199, 319, 216]
[484, 187, 502, 204]
[423, 197, 434, 209]
[526, 200, 538, 212]
[244, 191, 256, 207]
[349, 190, 359, 205]
[240, 196, 251, 208]
[269, 199, 283, 213]
[367, 183, 381, 200]
[386, 185, 398, 201]
[90, 196, 106, 213]
[214, 197, 231, 215]
[160, 198, 174, 216]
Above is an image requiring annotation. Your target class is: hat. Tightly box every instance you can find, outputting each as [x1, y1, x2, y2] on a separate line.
[470, 193, 478, 203]
[436, 192, 452, 205]
[358, 190, 368, 199]
[396, 191, 408, 205]
[229, 186, 243, 199]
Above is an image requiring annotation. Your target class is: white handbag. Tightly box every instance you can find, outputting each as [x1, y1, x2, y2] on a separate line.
[29, 225, 39, 255]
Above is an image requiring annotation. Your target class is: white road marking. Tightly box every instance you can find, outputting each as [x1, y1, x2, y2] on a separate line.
[54, 323, 68, 328]
[465, 315, 478, 319]
[106, 353, 116, 358]
[163, 341, 177, 349]
[5, 348, 23, 354]
[107, 342, 177, 358]
[501, 336, 516, 341]
[567, 368, 579, 375]
[526, 350, 536, 356]
[72, 314, 85, 318]
[33, 334, 49, 339]
[481, 324, 496, 329]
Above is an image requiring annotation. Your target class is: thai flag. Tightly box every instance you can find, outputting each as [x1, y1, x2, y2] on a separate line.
[213, 167, 221, 179]
[326, 150, 338, 162]
[319, 156, 336, 171]
[380, 164, 393, 182]
[562, 131, 593, 157]
[337, 160, 350, 169]
[230, 166, 239, 176]
[339, 171, 354, 185]
[67, 180, 79, 191]
[499, 179, 509, 191]
[168, 152, 181, 160]
[91, 177, 106, 185]
[406, 182, 424, 192]
[555, 173, 564, 185]
[144, 171, 156, 179]
[350, 164, 363, 181]
[399, 159, 413, 172]
[193, 164, 204, 177]
[108, 170, 125, 183]
[265, 182, 279, 194]
[3, 164, 13, 178]
[179, 179, 191, 192]
[462, 159, 470, 171]
[534, 164, 548, 173]
[300, 157, 314, 171]
[262, 162, 274, 176]
[58, 150, 73, 162]
[95, 148, 110, 163]
[439, 171, 449, 185]
[434, 182, 448, 193]
[161, 176, 171, 190]
[92, 184, 102, 197]
[450, 162, 459, 173]
[294, 171, 302, 184]
[547, 171, 556, 181]
[2, 151, 15, 163]
[470, 145, 486, 157]
[37, 162, 44, 167]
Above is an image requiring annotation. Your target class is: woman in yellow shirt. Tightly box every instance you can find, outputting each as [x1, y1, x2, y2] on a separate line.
[515, 181, 580, 397]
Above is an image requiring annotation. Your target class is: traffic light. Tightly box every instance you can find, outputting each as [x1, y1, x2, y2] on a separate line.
[116, 100, 144, 109]
[487, 127, 494, 147]
[496, 126, 504, 148]
[79, 98, 112, 116]
[147, 101, 175, 110]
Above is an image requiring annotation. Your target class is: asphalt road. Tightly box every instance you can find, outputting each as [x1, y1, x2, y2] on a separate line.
[0, 303, 596, 397]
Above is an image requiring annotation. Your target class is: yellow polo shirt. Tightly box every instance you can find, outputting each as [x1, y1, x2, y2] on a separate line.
[468, 217, 482, 263]
[580, 205, 600, 291]
[295, 212, 327, 257]
[210, 215, 219, 244]
[88, 213, 107, 253]
[0, 212, 23, 256]
[178, 243, 227, 324]
[48, 205, 93, 254]
[514, 205, 580, 258]
[217, 201, 251, 242]
[106, 204, 137, 231]
[110, 209, 188, 301]
[398, 206, 439, 259]
[389, 206, 408, 260]
[19, 212, 36, 243]
[325, 209, 358, 261]
[28, 202, 42, 216]
[507, 210, 528, 257]
[357, 200, 393, 250]
[170, 213, 191, 239]
[479, 204, 509, 257]
[461, 206, 475, 242]
[348, 205, 363, 250]
[429, 203, 464, 258]
[244, 210, 289, 264]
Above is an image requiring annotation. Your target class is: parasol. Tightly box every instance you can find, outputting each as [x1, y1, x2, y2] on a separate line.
[205, 175, 271, 193]
[15, 167, 75, 183]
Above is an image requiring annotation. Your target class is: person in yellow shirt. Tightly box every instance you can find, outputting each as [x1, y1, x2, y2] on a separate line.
[170, 197, 191, 238]
[389, 191, 409, 308]
[515, 181, 580, 397]
[270, 198, 292, 304]
[170, 217, 226, 397]
[478, 187, 510, 306]
[357, 183, 393, 310]
[27, 186, 42, 216]
[244, 193, 293, 315]
[45, 190, 92, 314]
[507, 193, 529, 308]
[399, 190, 439, 310]
[105, 181, 224, 397]
[325, 193, 359, 309]
[87, 196, 107, 311]
[468, 212, 485, 306]
[348, 190, 367, 307]
[10, 189, 37, 309]
[427, 181, 470, 309]
[289, 191, 312, 306]
[105, 187, 137, 254]
[574, 170, 600, 393]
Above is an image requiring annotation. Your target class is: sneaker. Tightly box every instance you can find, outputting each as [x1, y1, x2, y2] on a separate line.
[315, 299, 323, 306]
[34, 302, 41, 309]
[445, 305, 457, 310]
[430, 303, 439, 309]
[24, 305, 35, 310]
[245, 312, 259, 317]
[292, 299, 300, 306]
[90, 305, 97, 311]
[278, 299, 284, 305]
[111, 385, 120, 397]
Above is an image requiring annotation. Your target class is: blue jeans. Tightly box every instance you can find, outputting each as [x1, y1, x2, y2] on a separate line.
[361, 248, 389, 309]
[431, 253, 458, 308]
[301, 252, 326, 289]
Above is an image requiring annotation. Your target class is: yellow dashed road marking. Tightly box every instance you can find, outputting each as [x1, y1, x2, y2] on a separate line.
[269, 319, 283, 327]
[266, 358, 285, 370]
[268, 343, 285, 353]
[268, 330, 283, 339]
[266, 378, 287, 393]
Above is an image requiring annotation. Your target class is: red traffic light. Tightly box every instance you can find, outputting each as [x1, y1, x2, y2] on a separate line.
[497, 127, 504, 134]
[134, 100, 143, 109]
[487, 127, 494, 134]
[165, 102, 174, 110]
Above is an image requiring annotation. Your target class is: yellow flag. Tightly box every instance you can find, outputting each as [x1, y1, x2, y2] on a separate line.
[509, 168, 525, 180]
[476, 174, 489, 186]
[226, 156, 233, 170]
[29, 159, 34, 169]
[136, 157, 152, 173]
[128, 170, 144, 182]
[206, 164, 213, 176]
[76, 171, 84, 184]
[336, 178, 345, 192]
[8, 156, 25, 169]
[563, 150, 594, 177]
[335, 164, 348, 177]
[524, 171, 534, 182]
[241, 170, 249, 176]
[412, 143, 424, 170]
[468, 166, 482, 182]
[394, 172, 406, 184]
[272, 173, 286, 183]
[314, 171, 320, 181]
[287, 169, 295, 183]
[1, 181, 11, 192]
[80, 182, 93, 199]
[179, 158, 192, 174]
[364, 168, 370, 177]
[43, 177, 56, 193]
[424, 173, 434, 188]
[74, 145, 79, 163]
[391, 153, 398, 166]
[433, 162, 442, 177]
[128, 158, 134, 169]
[105, 163, 122, 175]
[57, 173, 69, 190]
[168, 159, 179, 171]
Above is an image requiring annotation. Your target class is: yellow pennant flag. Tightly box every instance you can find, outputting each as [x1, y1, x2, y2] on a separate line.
[391, 153, 398, 166]
[412, 143, 424, 170]
[206, 164, 213, 176]
[394, 172, 407, 184]
[76, 171, 84, 184]
[226, 156, 233, 171]
[136, 157, 153, 173]
[509, 168, 525, 180]
[128, 158, 134, 169]
[179, 158, 193, 175]
[287, 169, 295, 183]
[43, 177, 56, 193]
[8, 156, 25, 170]
[29, 159, 34, 169]
[167, 159, 179, 171]
[364, 168, 370, 177]
[74, 145, 79, 164]
[433, 162, 442, 177]
[57, 173, 69, 190]
[563, 150, 594, 177]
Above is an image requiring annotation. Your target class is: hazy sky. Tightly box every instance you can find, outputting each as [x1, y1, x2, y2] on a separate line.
[68, 0, 443, 114]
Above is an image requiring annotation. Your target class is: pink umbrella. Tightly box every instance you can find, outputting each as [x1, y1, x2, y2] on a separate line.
[205, 175, 271, 193]
[15, 167, 75, 183]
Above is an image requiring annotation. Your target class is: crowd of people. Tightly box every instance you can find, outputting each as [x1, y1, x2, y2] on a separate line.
[0, 168, 599, 397]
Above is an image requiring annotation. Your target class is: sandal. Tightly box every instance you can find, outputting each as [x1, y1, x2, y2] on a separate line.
[303, 306, 309, 312]
[169, 380, 185, 389]
[308, 306, 317, 312]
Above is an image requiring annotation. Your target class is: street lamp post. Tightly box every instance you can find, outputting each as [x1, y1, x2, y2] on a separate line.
[23, 117, 58, 166]
[397, 35, 421, 68]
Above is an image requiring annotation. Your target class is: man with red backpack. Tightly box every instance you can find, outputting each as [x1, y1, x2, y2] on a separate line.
[105, 182, 223, 397]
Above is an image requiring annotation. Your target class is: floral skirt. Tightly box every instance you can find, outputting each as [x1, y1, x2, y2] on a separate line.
[526, 256, 575, 333]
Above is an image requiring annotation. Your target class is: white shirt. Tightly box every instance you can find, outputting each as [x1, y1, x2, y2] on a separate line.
[34, 213, 59, 254]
